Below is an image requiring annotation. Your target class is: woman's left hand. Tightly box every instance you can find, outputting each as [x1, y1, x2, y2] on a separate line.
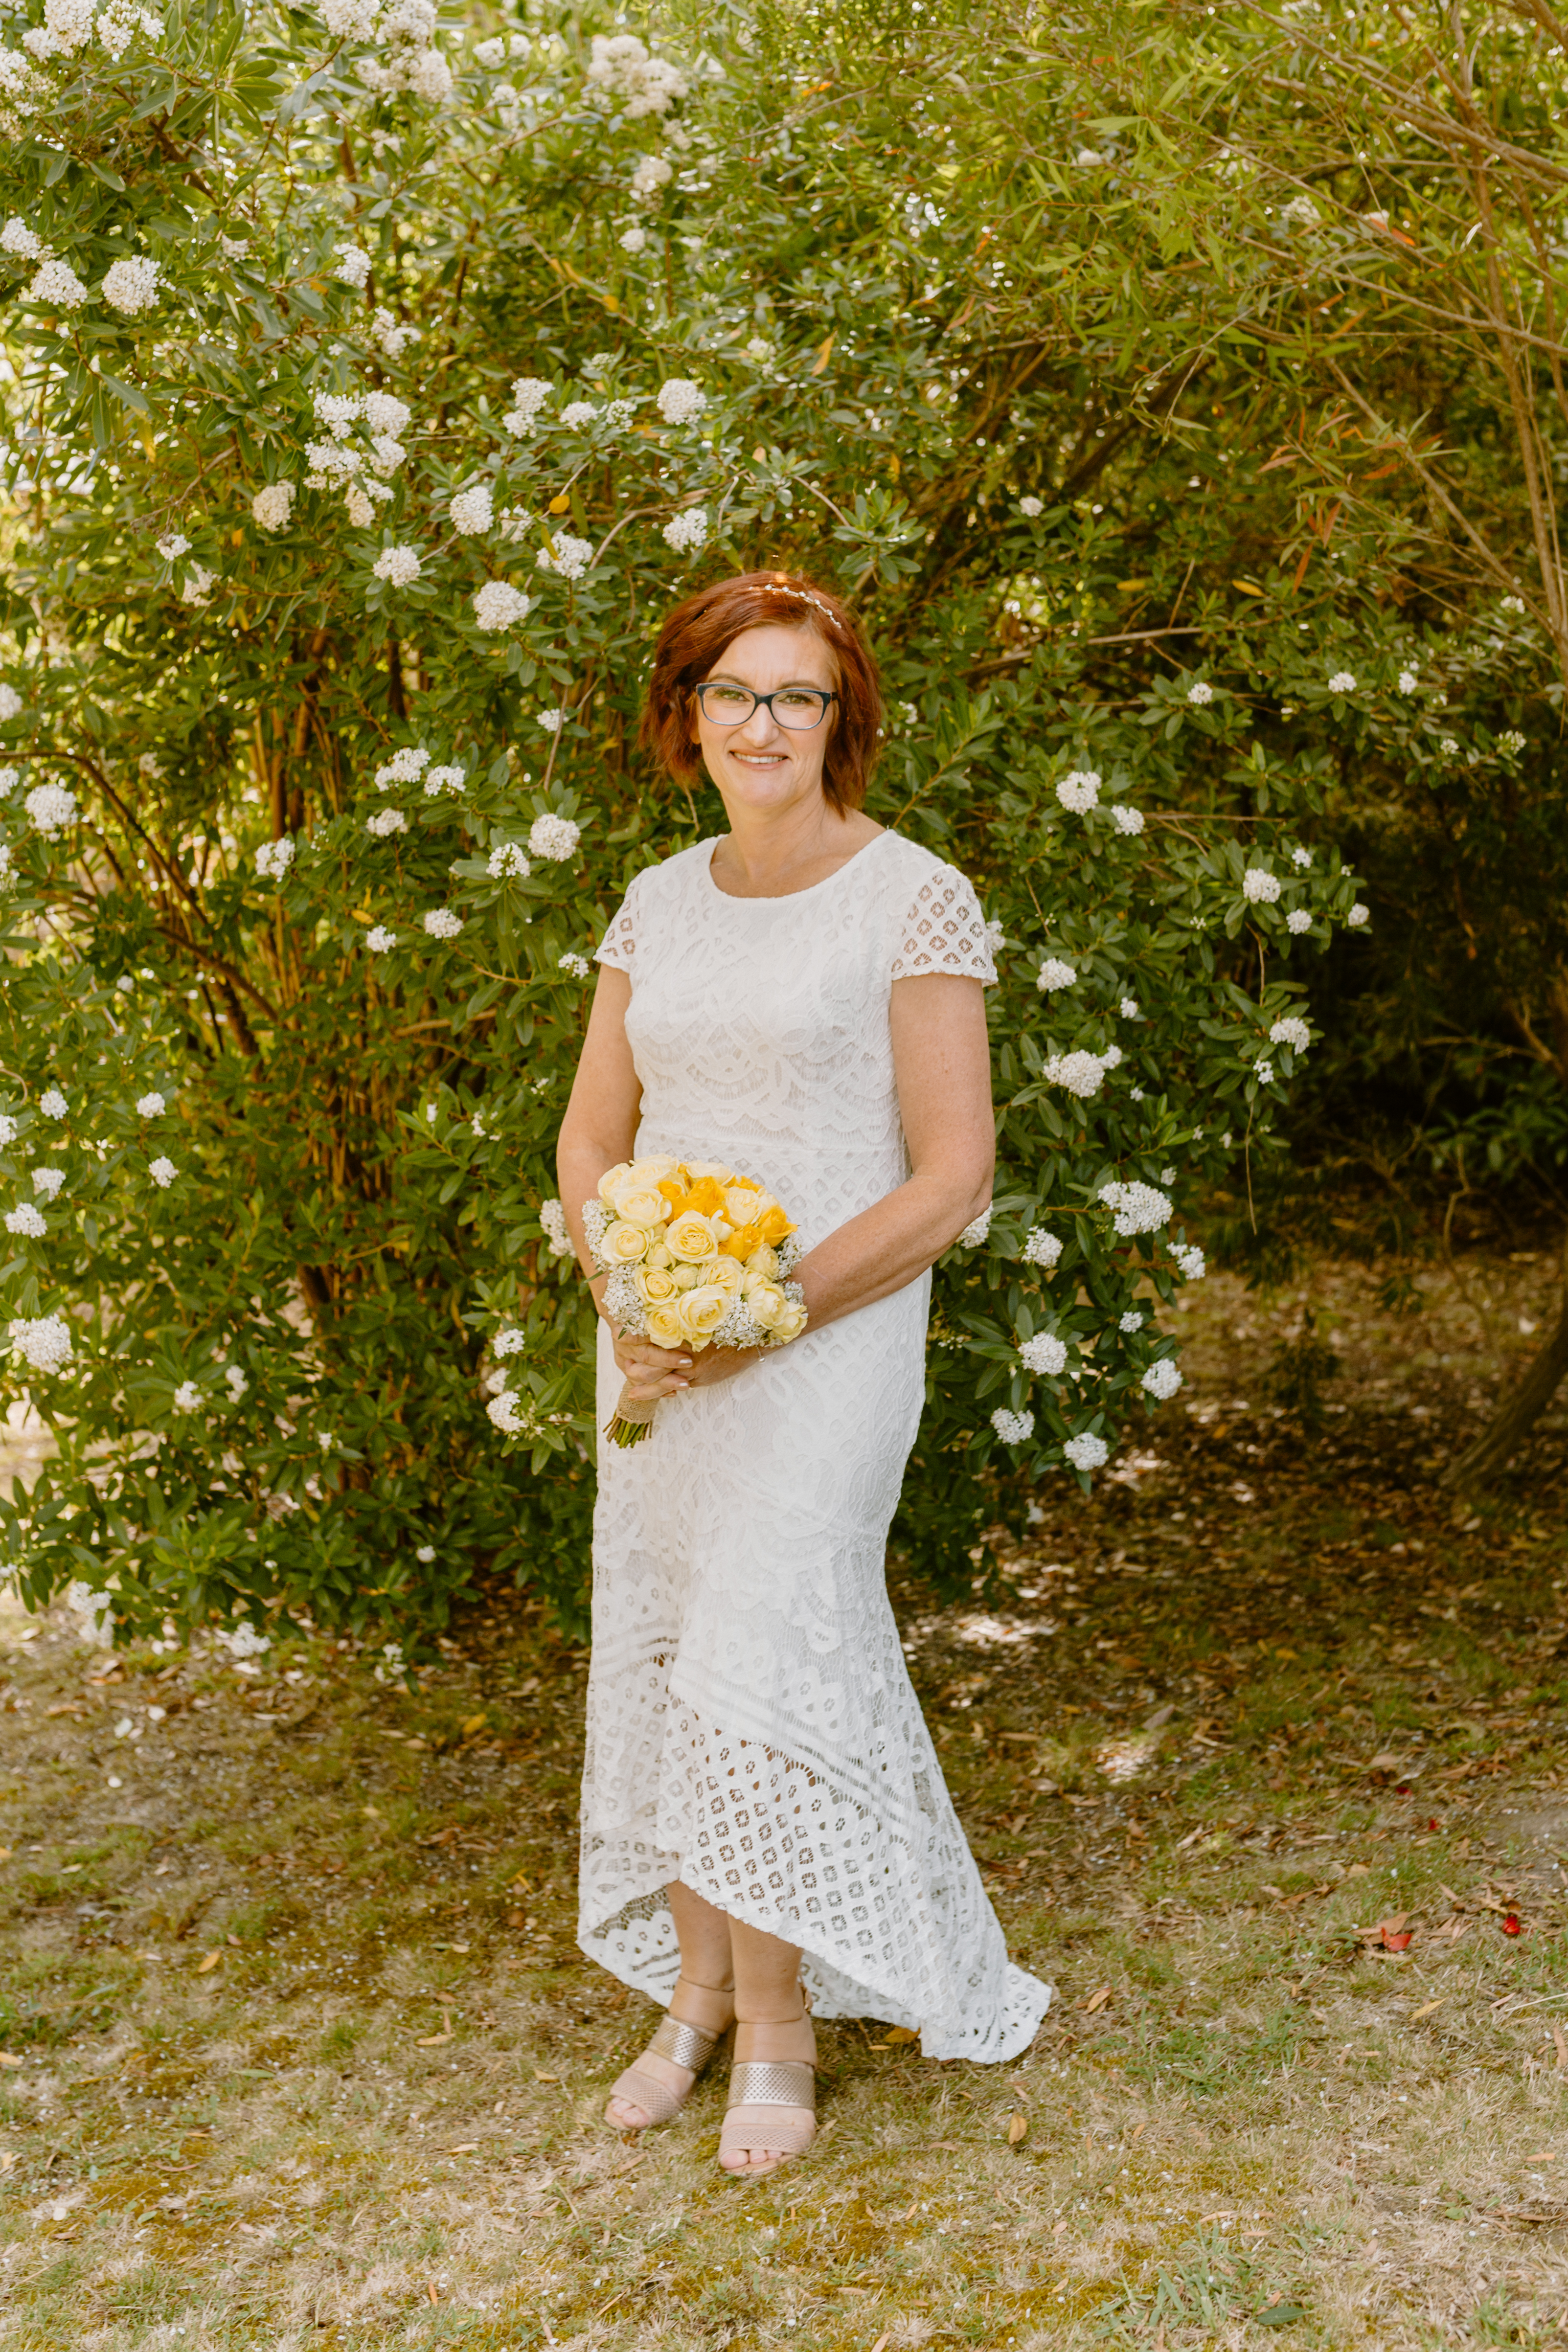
[682, 1343, 761, 1390]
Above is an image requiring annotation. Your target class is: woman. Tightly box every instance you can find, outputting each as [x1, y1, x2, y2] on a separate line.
[557, 569, 1051, 2179]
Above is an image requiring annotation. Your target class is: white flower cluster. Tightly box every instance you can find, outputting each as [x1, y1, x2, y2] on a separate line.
[1142, 1357, 1182, 1401]
[1287, 909, 1312, 934]
[336, 0, 453, 102]
[537, 531, 593, 581]
[0, 685, 22, 721]
[23, 0, 161, 63]
[149, 1156, 177, 1187]
[1269, 1016, 1310, 1052]
[630, 155, 674, 206]
[422, 908, 462, 939]
[1056, 769, 1100, 813]
[374, 544, 421, 586]
[26, 782, 77, 836]
[1045, 1048, 1117, 1098]
[0, 50, 48, 113]
[1242, 867, 1281, 904]
[529, 813, 580, 860]
[33, 1167, 64, 1198]
[366, 808, 407, 837]
[252, 482, 295, 531]
[1169, 1242, 1206, 1281]
[538, 709, 566, 733]
[375, 746, 427, 789]
[27, 256, 87, 306]
[41, 1087, 68, 1118]
[6, 1202, 46, 1237]
[956, 1205, 991, 1247]
[586, 32, 687, 115]
[372, 304, 418, 361]
[450, 484, 492, 536]
[473, 579, 529, 631]
[181, 564, 216, 606]
[1187, 680, 1214, 706]
[423, 764, 464, 796]
[1021, 1227, 1062, 1269]
[213, 1618, 270, 1657]
[501, 376, 553, 436]
[1119, 1309, 1143, 1333]
[1099, 1180, 1171, 1236]
[1347, 902, 1369, 927]
[1328, 670, 1356, 694]
[488, 842, 530, 880]
[365, 925, 396, 953]
[102, 253, 160, 315]
[334, 242, 371, 291]
[173, 1380, 203, 1412]
[1019, 1332, 1067, 1377]
[156, 530, 189, 560]
[66, 1581, 114, 1646]
[9, 1312, 72, 1371]
[558, 951, 591, 980]
[1037, 957, 1076, 992]
[1499, 729, 1526, 754]
[254, 837, 294, 882]
[1254, 1060, 1274, 1086]
[991, 1407, 1034, 1445]
[1018, 495, 1044, 518]
[656, 377, 706, 425]
[135, 1091, 165, 1116]
[540, 1198, 574, 1257]
[1064, 1430, 1108, 1471]
[620, 225, 648, 254]
[1397, 669, 1419, 693]
[663, 507, 708, 554]
[1112, 805, 1145, 836]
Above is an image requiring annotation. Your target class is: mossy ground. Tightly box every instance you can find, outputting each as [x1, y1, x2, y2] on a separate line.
[3, 1250, 1568, 2350]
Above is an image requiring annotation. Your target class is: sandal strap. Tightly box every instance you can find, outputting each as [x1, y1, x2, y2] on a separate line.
[648, 2014, 721, 2071]
[727, 2059, 816, 2111]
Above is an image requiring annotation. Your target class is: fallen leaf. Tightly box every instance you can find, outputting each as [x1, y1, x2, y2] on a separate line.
[1129, 2120, 1147, 2139]
[196, 1951, 222, 1973]
[0, 2055, 22, 2070]
[0, 2150, 15, 2170]
[1007, 2111, 1028, 2144]
[1080, 1987, 1113, 2013]
[427, 2282, 440, 2304]
[1503, 1913, 1523, 1936]
[416, 2013, 454, 2047]
[1553, 2025, 1567, 2070]
[885, 2025, 919, 2044]
[1365, 1752, 1404, 1774]
[869, 2336, 889, 2352]
[1254, 2304, 1306, 2329]
[1412, 1996, 1448, 2019]
[535, 2071, 560, 2083]
[1345, 1862, 1371, 1878]
[461, 1713, 486, 1735]
[449, 2142, 479, 2153]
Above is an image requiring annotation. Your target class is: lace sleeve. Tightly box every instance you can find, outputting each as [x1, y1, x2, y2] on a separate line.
[890, 860, 997, 985]
[595, 869, 642, 973]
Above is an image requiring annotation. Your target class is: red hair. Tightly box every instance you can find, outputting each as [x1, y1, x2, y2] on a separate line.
[637, 569, 883, 816]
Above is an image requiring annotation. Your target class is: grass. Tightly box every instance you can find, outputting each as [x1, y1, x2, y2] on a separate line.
[2, 1245, 1568, 2349]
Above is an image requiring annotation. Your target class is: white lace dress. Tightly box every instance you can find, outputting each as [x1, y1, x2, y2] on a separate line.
[577, 829, 1052, 2063]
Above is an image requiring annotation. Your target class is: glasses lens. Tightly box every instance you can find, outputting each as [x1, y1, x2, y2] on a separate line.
[699, 685, 755, 721]
[773, 691, 829, 730]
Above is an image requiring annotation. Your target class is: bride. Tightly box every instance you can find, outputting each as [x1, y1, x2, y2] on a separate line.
[556, 568, 1051, 2179]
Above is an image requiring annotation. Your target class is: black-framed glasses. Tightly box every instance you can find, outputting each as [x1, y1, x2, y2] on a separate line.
[694, 682, 838, 731]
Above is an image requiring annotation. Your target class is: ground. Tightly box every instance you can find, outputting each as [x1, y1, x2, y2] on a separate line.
[2, 1245, 1568, 2352]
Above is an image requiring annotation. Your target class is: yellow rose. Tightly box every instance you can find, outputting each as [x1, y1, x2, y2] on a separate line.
[610, 1185, 669, 1230]
[670, 1262, 701, 1291]
[636, 1265, 678, 1303]
[745, 1279, 788, 1330]
[756, 1204, 796, 1243]
[645, 1241, 674, 1270]
[644, 1302, 689, 1351]
[770, 1302, 809, 1342]
[665, 1210, 719, 1264]
[723, 1183, 763, 1225]
[679, 1284, 731, 1341]
[603, 1220, 651, 1263]
[705, 1254, 744, 1298]
[744, 1243, 779, 1279]
[628, 1153, 680, 1182]
[596, 1161, 636, 1201]
[683, 1159, 735, 1184]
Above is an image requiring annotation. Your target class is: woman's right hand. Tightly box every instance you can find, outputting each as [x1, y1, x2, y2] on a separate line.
[611, 1326, 693, 1402]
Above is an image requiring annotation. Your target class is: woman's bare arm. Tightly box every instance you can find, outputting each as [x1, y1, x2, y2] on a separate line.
[788, 972, 994, 1335]
[556, 964, 640, 1315]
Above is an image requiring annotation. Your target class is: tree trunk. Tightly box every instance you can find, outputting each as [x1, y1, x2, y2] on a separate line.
[1441, 1232, 1568, 1492]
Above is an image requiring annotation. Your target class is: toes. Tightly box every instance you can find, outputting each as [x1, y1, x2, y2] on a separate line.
[606, 2099, 650, 2130]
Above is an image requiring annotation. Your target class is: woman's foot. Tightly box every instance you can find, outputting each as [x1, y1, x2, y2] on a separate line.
[605, 1975, 735, 2131]
[717, 2004, 817, 2177]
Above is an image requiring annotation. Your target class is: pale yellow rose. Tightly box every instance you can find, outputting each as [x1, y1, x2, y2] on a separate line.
[683, 1158, 735, 1184]
[770, 1302, 809, 1342]
[744, 1243, 779, 1279]
[596, 1161, 636, 1202]
[746, 1189, 781, 1220]
[745, 1279, 789, 1330]
[603, 1220, 651, 1263]
[679, 1284, 731, 1341]
[665, 1210, 719, 1264]
[706, 1254, 744, 1298]
[644, 1302, 689, 1351]
[611, 1186, 669, 1230]
[645, 1242, 674, 1270]
[628, 1153, 680, 1182]
[636, 1265, 678, 1304]
[723, 1183, 763, 1225]
[670, 1262, 701, 1291]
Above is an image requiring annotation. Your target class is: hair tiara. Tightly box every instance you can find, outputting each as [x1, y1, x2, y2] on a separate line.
[761, 579, 839, 623]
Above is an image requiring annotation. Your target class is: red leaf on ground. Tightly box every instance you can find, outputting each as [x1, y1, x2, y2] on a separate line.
[1503, 1913, 1522, 1936]
[1381, 1927, 1413, 1951]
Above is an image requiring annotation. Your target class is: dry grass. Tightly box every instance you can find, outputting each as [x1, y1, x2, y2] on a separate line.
[2, 1247, 1568, 2350]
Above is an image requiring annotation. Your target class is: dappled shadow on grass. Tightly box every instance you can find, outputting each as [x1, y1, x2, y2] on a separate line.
[0, 1249, 1567, 2347]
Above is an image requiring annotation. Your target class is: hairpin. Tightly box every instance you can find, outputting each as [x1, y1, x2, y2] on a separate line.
[764, 581, 838, 621]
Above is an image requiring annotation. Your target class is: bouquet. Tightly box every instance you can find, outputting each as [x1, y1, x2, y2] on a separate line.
[585, 1154, 810, 1446]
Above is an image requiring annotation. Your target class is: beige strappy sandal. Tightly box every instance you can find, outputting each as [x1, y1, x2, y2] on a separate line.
[717, 1996, 816, 2179]
[604, 1979, 733, 2129]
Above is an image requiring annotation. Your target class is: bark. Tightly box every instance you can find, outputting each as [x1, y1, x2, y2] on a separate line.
[1441, 1231, 1568, 1491]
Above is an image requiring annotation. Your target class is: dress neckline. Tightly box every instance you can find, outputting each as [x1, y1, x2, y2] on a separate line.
[702, 826, 894, 905]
